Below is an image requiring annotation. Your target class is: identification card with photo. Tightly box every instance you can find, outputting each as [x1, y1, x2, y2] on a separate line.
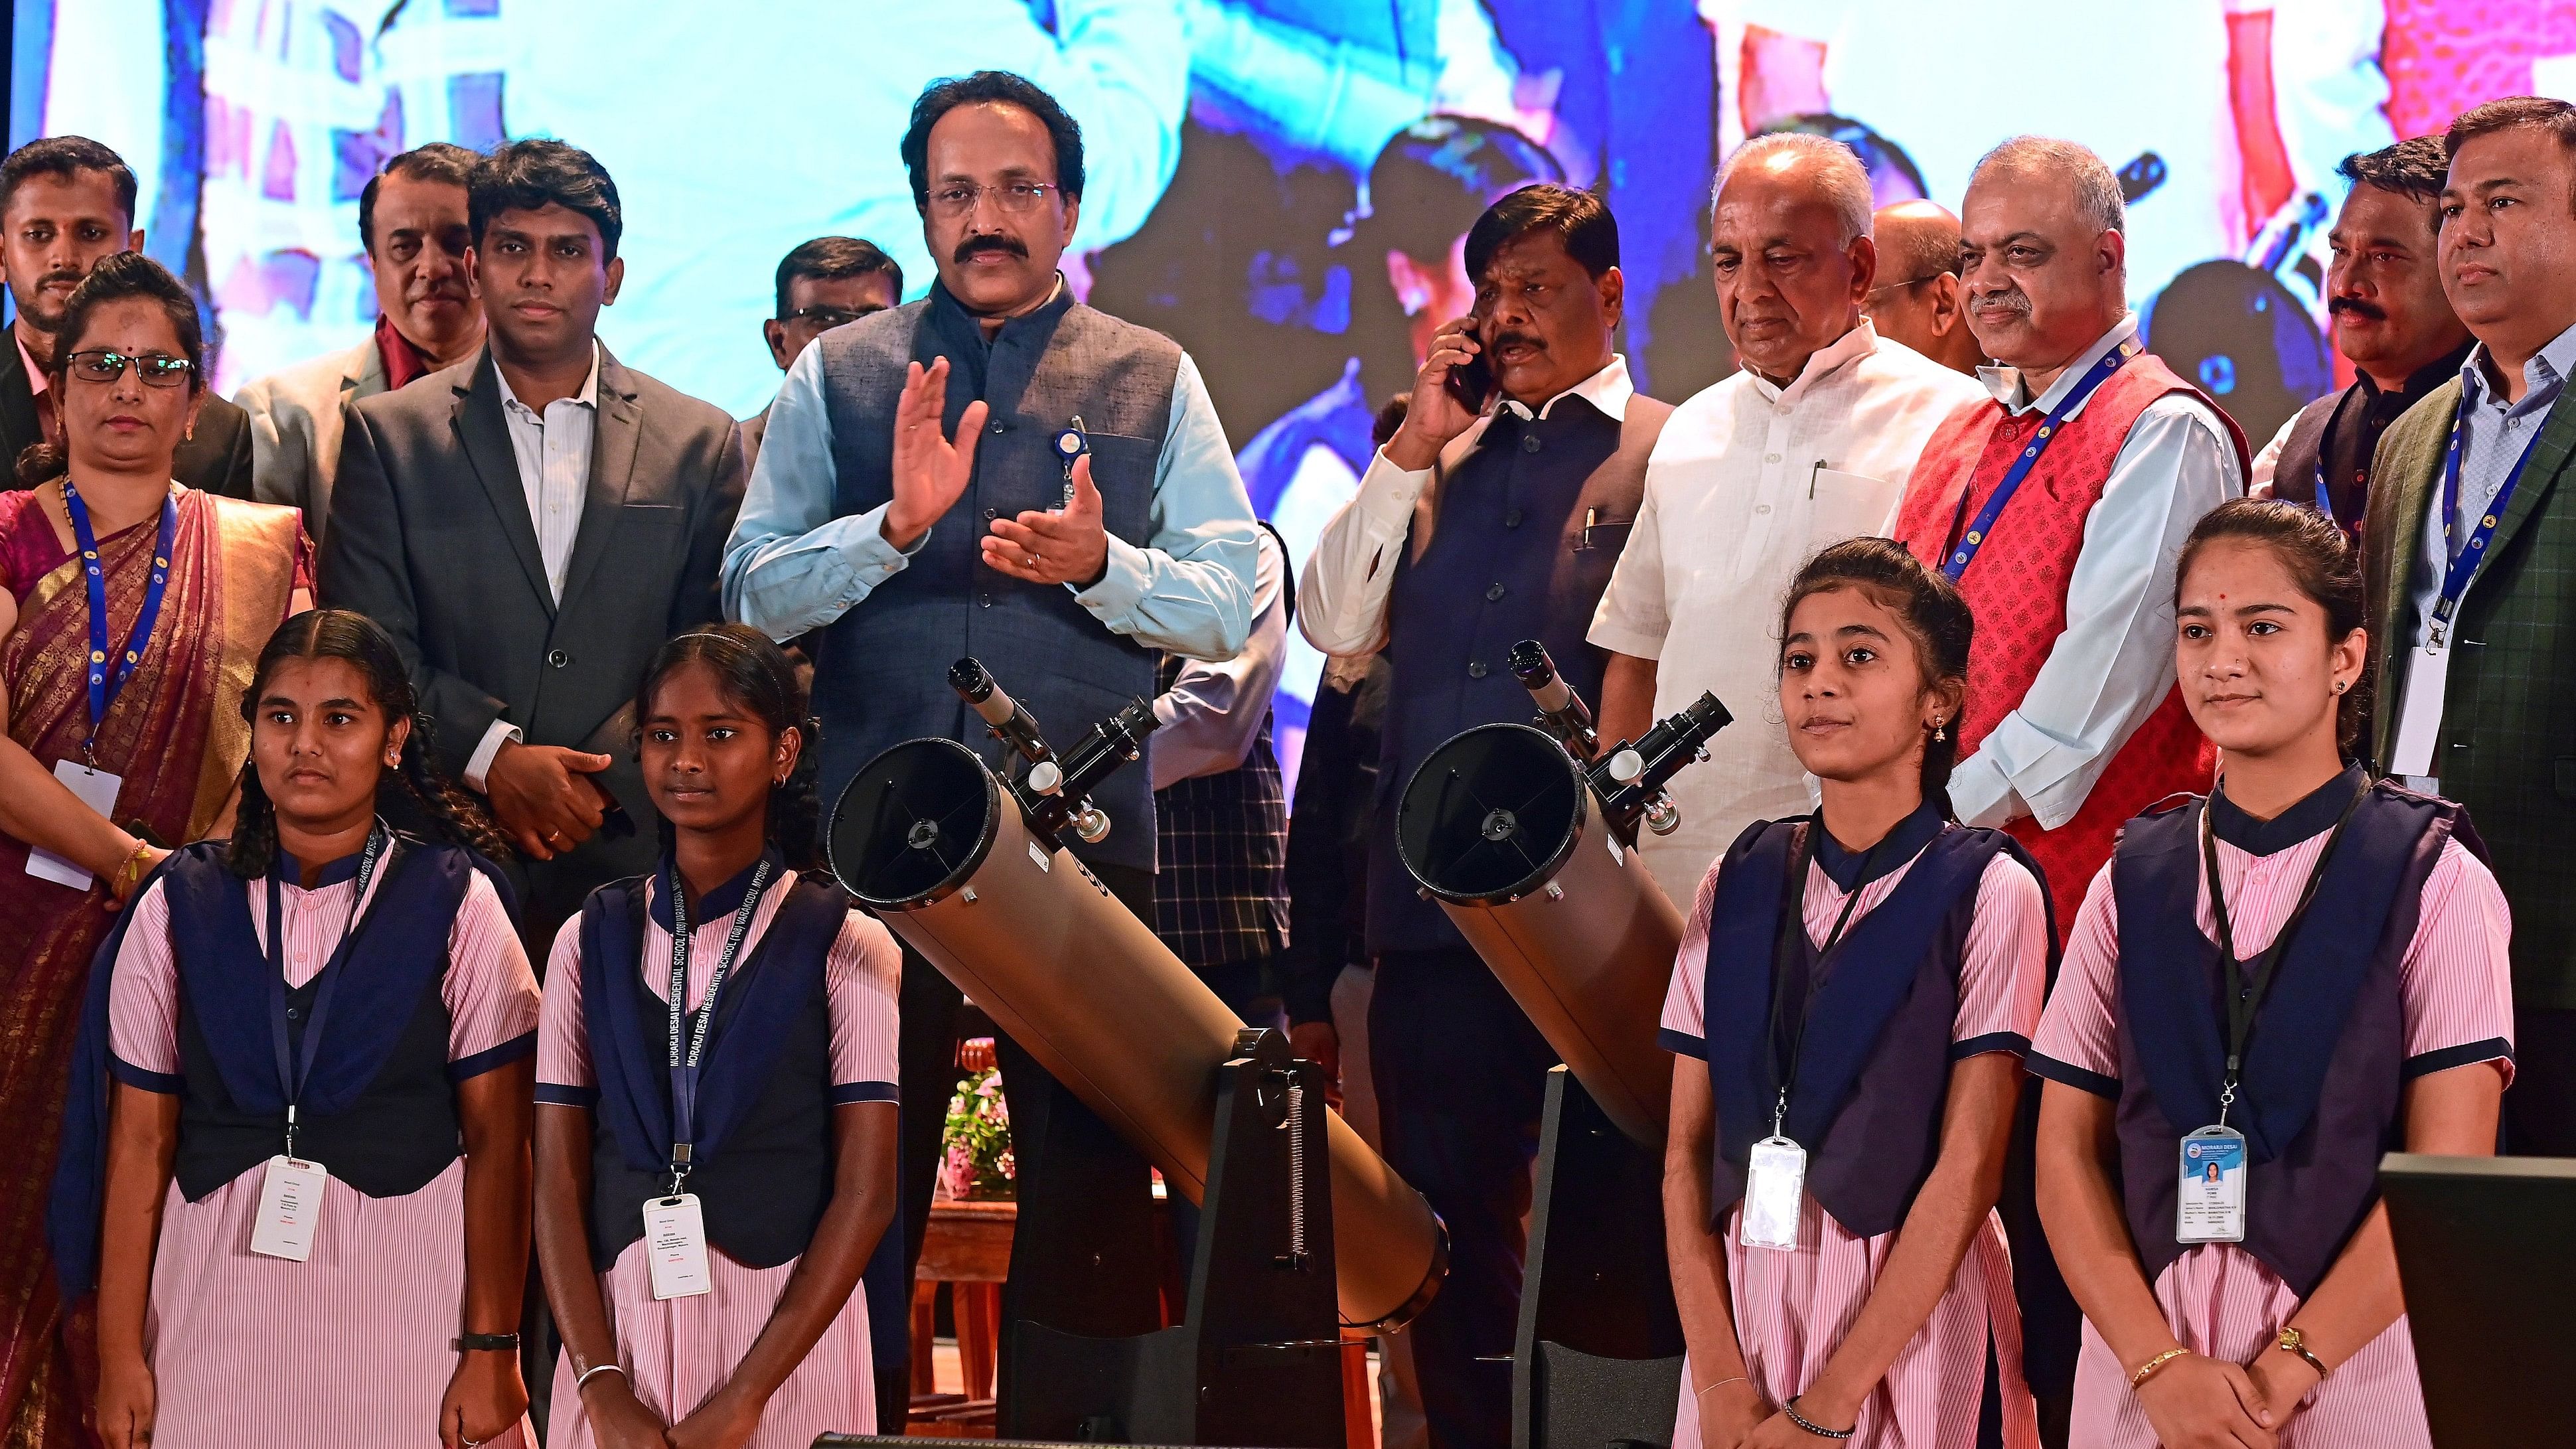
[248, 1155, 329, 1262]
[2175, 1125, 2248, 1243]
[1739, 1135, 1807, 1252]
[27, 761, 123, 889]
[644, 1193, 713, 1300]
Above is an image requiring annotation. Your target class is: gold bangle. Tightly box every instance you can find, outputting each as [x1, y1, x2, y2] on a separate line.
[115, 839, 152, 891]
[2276, 1325, 2328, 1379]
[2129, 1347, 2190, 1389]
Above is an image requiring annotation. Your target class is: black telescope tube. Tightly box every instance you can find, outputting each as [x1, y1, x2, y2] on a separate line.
[1508, 639, 1598, 762]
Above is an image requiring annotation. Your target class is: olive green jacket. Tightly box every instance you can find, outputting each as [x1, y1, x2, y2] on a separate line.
[2362, 376, 2576, 1009]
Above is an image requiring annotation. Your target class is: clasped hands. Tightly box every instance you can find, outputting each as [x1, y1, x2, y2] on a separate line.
[881, 356, 1109, 587]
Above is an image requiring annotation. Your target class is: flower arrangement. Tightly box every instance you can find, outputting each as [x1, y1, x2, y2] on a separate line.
[939, 1040, 1015, 1201]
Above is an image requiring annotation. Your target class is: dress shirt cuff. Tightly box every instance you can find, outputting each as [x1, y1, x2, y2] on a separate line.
[1070, 532, 1154, 621]
[465, 721, 525, 795]
[737, 502, 925, 639]
[1944, 750, 2023, 830]
[1355, 446, 1432, 528]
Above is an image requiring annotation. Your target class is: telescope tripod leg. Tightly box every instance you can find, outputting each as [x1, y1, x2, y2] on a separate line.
[1512, 1066, 1687, 1449]
[1004, 1030, 1347, 1447]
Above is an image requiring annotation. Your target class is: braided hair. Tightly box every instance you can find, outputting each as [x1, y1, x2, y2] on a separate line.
[225, 610, 511, 879]
[630, 624, 823, 872]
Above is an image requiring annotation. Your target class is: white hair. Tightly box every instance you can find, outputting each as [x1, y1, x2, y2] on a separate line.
[1712, 132, 1874, 246]
[1970, 135, 2127, 237]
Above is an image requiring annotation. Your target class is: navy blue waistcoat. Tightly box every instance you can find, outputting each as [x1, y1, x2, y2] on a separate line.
[812, 283, 1176, 872]
[2109, 779, 2474, 1297]
[1366, 404, 1632, 954]
[577, 864, 850, 1270]
[1700, 817, 2036, 1237]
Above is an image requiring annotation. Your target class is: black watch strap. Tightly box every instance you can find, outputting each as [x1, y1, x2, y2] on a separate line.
[456, 1332, 520, 1352]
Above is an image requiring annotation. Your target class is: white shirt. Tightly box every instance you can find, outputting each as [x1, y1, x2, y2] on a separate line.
[1942, 314, 2245, 831]
[464, 343, 603, 791]
[1299, 356, 1635, 656]
[1151, 528, 1290, 791]
[1585, 321, 1983, 904]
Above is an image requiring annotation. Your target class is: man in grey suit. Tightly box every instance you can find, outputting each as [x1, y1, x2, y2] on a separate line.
[323, 139, 746, 940]
[237, 143, 486, 541]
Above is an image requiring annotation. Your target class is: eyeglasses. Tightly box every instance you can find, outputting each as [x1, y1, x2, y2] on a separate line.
[925, 181, 1059, 218]
[65, 350, 195, 388]
[780, 305, 883, 331]
[1866, 273, 1952, 298]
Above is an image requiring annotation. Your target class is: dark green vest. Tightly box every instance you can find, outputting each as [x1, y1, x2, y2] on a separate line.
[2364, 376, 2576, 1007]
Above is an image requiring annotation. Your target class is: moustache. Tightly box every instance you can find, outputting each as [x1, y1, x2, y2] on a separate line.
[1967, 287, 2033, 319]
[954, 235, 1029, 264]
[2327, 295, 2387, 322]
[1487, 330, 1544, 354]
[36, 269, 82, 292]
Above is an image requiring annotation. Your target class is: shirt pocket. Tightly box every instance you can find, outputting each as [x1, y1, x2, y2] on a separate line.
[1806, 467, 1902, 544]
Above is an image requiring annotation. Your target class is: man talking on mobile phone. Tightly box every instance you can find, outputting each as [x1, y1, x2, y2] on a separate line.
[1296, 182, 1669, 1449]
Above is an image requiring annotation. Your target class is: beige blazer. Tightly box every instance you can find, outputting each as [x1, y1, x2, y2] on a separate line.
[234, 338, 386, 542]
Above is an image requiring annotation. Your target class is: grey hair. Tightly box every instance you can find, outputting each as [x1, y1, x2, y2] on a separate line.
[1712, 132, 1874, 246]
[1971, 135, 2127, 236]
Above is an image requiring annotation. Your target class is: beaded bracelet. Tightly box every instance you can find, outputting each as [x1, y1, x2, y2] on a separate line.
[1783, 1396, 1856, 1440]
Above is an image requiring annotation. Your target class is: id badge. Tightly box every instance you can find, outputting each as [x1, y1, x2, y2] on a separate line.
[2175, 1125, 2248, 1244]
[644, 1193, 713, 1300]
[248, 1155, 329, 1262]
[27, 761, 123, 889]
[1739, 1136, 1807, 1252]
[2387, 639, 2454, 779]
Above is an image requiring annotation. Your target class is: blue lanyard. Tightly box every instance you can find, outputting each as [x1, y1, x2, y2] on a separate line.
[1941, 339, 2139, 581]
[664, 860, 771, 1192]
[2426, 392, 2546, 648]
[267, 828, 387, 1162]
[62, 480, 179, 761]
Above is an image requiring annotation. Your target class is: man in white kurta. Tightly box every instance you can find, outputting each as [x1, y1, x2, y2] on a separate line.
[1590, 135, 1982, 905]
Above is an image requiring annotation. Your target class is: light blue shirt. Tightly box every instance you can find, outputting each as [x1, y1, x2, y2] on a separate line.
[2406, 319, 2576, 644]
[722, 342, 1258, 661]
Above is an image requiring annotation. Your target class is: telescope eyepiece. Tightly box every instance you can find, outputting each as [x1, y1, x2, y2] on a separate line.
[1507, 639, 1556, 689]
[949, 658, 997, 704]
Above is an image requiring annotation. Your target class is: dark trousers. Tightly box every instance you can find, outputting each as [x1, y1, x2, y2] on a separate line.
[1370, 946, 1560, 1449]
[881, 861, 1166, 1428]
[2506, 1006, 2576, 1154]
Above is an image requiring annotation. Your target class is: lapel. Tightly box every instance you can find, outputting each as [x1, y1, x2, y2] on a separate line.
[346, 337, 386, 398]
[557, 347, 644, 613]
[451, 350, 556, 617]
[2468, 378, 2576, 592]
[2367, 382, 2457, 764]
[0, 339, 38, 460]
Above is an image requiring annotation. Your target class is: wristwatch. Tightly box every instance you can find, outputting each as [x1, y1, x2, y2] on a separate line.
[457, 1332, 521, 1353]
[2275, 1325, 2327, 1378]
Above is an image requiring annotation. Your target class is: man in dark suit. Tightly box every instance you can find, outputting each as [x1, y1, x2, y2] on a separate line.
[323, 139, 747, 942]
[0, 135, 252, 495]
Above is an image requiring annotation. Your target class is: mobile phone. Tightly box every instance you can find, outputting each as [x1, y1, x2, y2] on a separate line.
[1443, 311, 1495, 414]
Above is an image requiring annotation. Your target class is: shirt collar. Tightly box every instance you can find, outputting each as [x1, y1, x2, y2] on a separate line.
[1495, 353, 1633, 423]
[17, 332, 46, 396]
[1977, 312, 2139, 418]
[2208, 764, 2368, 857]
[1740, 320, 1878, 406]
[2357, 339, 2476, 408]
[649, 846, 787, 933]
[497, 340, 602, 418]
[1810, 797, 1949, 892]
[2461, 317, 2576, 413]
[928, 274, 1071, 349]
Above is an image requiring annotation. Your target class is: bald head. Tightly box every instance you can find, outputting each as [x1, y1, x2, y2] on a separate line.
[1710, 135, 1878, 383]
[1864, 201, 1983, 374]
[1957, 135, 2130, 376]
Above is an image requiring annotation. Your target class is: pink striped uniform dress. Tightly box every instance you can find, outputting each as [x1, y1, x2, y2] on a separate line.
[1661, 834, 2048, 1448]
[537, 869, 901, 1448]
[106, 855, 539, 1449]
[2030, 831, 2514, 1448]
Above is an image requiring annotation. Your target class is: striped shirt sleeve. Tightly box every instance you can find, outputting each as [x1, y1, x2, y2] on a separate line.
[443, 871, 540, 1079]
[1953, 852, 2049, 1059]
[826, 911, 902, 1104]
[1659, 858, 1722, 1059]
[2028, 859, 2123, 1097]
[534, 915, 596, 1105]
[2397, 837, 2516, 1084]
[104, 880, 184, 1089]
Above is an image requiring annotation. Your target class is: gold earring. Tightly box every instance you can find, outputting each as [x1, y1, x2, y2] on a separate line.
[1933, 719, 1947, 743]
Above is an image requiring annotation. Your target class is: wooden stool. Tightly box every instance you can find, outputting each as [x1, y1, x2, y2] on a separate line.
[909, 1197, 1015, 1434]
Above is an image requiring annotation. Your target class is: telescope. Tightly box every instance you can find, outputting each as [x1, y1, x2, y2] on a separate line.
[1397, 641, 1730, 1448]
[830, 660, 1446, 1444]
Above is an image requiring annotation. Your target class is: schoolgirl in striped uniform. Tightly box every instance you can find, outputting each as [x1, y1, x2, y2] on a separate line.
[1663, 539, 2050, 1448]
[2032, 499, 2513, 1448]
[534, 625, 899, 1448]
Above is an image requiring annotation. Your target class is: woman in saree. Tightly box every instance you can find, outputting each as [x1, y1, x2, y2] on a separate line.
[0, 251, 309, 1445]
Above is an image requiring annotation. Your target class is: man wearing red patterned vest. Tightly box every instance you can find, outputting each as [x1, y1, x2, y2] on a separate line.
[1890, 137, 2247, 927]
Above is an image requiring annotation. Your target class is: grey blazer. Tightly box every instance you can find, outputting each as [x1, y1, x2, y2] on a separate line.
[319, 345, 747, 905]
[235, 337, 387, 542]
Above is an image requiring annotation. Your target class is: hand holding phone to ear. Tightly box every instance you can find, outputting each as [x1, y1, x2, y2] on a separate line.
[1385, 315, 1487, 472]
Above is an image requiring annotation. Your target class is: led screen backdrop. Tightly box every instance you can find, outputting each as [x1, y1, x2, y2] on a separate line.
[15, 0, 2574, 773]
